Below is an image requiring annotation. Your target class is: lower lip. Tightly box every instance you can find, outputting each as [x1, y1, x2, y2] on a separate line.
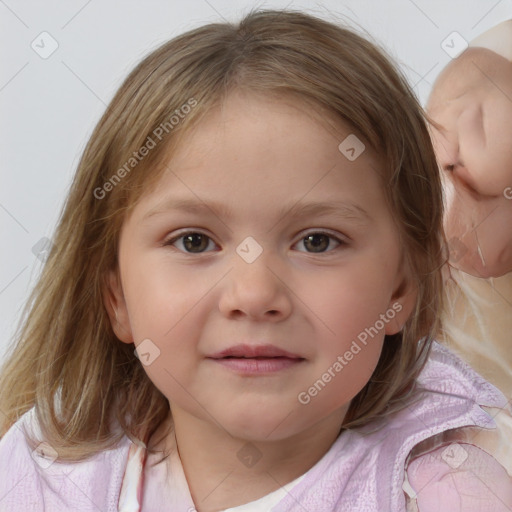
[209, 357, 303, 374]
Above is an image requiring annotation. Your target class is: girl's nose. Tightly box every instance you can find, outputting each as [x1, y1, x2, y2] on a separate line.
[218, 247, 293, 322]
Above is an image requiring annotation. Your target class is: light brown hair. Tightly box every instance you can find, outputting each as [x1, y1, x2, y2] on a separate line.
[0, 9, 444, 461]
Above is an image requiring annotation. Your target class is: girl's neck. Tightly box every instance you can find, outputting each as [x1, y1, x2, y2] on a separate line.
[440, 268, 512, 397]
[157, 405, 345, 512]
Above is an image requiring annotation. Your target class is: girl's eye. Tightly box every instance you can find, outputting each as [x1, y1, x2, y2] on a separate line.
[165, 232, 217, 253]
[164, 230, 345, 254]
[293, 232, 344, 253]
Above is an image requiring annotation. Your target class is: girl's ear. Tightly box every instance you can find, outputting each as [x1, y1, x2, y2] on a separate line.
[102, 268, 134, 344]
[385, 267, 418, 336]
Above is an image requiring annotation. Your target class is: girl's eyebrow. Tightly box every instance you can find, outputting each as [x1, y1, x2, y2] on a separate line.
[142, 197, 372, 225]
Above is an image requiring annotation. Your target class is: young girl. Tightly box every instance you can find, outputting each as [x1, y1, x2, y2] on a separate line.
[0, 9, 510, 512]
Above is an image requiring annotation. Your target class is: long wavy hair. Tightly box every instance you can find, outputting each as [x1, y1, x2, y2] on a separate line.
[0, 8, 445, 461]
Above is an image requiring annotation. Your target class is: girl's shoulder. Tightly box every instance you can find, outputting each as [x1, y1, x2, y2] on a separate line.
[356, 340, 509, 446]
[0, 406, 132, 512]
[276, 341, 511, 511]
[400, 341, 512, 510]
[415, 339, 508, 405]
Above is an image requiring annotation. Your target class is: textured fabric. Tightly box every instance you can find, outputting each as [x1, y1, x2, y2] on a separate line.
[406, 442, 512, 511]
[0, 341, 509, 512]
[0, 418, 131, 512]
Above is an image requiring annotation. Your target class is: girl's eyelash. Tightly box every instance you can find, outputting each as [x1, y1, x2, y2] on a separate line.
[163, 229, 213, 243]
[163, 229, 348, 254]
[294, 230, 347, 252]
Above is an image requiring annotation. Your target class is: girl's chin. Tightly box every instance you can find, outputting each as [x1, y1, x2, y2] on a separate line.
[219, 410, 307, 443]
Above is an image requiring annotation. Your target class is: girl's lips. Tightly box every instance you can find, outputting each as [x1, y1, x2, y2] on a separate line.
[208, 343, 303, 359]
[207, 344, 305, 374]
[209, 356, 304, 374]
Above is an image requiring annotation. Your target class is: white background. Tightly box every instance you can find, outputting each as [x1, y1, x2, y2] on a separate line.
[1, 0, 511, 359]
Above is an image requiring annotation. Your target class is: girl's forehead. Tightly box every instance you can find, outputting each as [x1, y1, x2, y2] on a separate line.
[193, 90, 350, 139]
[168, 90, 381, 174]
[127, 103, 389, 226]
[125, 89, 388, 222]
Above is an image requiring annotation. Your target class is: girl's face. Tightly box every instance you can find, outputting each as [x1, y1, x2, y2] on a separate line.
[107, 91, 414, 442]
[428, 47, 512, 278]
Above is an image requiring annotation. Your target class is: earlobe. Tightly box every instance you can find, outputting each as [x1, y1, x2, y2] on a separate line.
[102, 268, 134, 344]
[385, 273, 418, 335]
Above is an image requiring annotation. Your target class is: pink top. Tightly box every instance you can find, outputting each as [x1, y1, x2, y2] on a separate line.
[1, 342, 511, 511]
